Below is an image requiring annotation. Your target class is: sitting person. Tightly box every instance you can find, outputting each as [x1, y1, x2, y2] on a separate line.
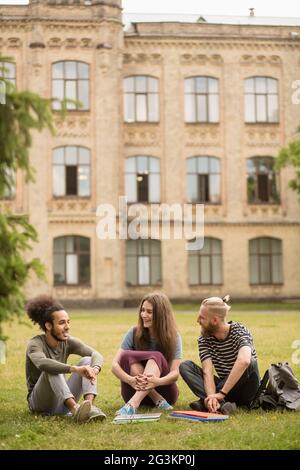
[25, 295, 106, 423]
[112, 292, 182, 415]
[180, 295, 260, 415]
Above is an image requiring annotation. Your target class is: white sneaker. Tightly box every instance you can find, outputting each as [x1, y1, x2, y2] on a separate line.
[73, 400, 91, 424]
[88, 405, 107, 422]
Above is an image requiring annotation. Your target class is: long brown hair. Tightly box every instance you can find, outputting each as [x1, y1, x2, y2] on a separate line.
[134, 292, 178, 364]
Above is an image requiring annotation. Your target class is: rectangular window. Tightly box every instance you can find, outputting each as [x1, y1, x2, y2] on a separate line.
[198, 174, 209, 202]
[188, 256, 199, 285]
[150, 256, 161, 285]
[78, 166, 90, 197]
[245, 95, 255, 122]
[54, 253, 65, 285]
[257, 174, 269, 202]
[200, 256, 211, 284]
[256, 95, 267, 122]
[138, 256, 150, 285]
[53, 166, 66, 196]
[66, 166, 78, 195]
[260, 255, 271, 283]
[66, 254, 78, 284]
[184, 94, 196, 122]
[136, 94, 147, 122]
[79, 254, 90, 284]
[137, 174, 149, 202]
[149, 174, 160, 203]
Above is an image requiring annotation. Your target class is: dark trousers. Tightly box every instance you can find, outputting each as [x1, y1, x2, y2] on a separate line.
[179, 359, 260, 407]
[119, 350, 179, 406]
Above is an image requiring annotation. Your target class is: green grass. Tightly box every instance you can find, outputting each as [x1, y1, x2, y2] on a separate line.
[0, 308, 300, 450]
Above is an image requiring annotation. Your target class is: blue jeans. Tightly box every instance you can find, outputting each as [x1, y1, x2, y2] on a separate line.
[180, 358, 260, 407]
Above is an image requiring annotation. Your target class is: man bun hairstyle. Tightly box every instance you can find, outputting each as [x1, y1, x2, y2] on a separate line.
[26, 295, 64, 332]
[201, 294, 231, 317]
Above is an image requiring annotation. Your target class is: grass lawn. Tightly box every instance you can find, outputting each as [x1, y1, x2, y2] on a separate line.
[0, 307, 300, 450]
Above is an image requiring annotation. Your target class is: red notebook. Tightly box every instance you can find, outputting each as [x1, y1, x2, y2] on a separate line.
[169, 410, 229, 422]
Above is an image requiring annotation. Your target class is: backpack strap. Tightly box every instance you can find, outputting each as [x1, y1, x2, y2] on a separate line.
[249, 369, 269, 410]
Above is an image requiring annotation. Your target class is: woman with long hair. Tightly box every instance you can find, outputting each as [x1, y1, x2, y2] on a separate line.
[112, 292, 182, 415]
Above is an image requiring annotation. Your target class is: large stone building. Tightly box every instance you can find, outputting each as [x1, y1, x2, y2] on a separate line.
[0, 0, 300, 304]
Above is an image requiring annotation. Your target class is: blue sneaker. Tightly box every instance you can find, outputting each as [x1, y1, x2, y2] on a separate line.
[156, 399, 173, 410]
[116, 403, 136, 416]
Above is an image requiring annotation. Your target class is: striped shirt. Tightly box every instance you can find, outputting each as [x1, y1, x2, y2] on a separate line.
[198, 321, 257, 379]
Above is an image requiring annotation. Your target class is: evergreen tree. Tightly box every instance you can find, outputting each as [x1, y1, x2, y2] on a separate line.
[0, 56, 54, 340]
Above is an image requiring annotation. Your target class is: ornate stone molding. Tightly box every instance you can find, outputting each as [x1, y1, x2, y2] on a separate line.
[186, 128, 221, 147]
[245, 128, 281, 147]
[244, 205, 284, 218]
[123, 53, 162, 64]
[124, 128, 161, 147]
[125, 39, 300, 52]
[49, 218, 95, 224]
[53, 286, 93, 298]
[240, 54, 282, 65]
[180, 53, 223, 65]
[0, 37, 23, 48]
[47, 37, 94, 48]
[54, 115, 91, 138]
[49, 199, 93, 214]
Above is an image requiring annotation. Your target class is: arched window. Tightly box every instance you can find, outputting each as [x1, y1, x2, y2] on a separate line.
[187, 156, 221, 203]
[52, 61, 89, 110]
[53, 146, 91, 197]
[188, 237, 223, 285]
[125, 156, 160, 203]
[244, 76, 279, 123]
[124, 75, 159, 122]
[184, 76, 219, 123]
[126, 239, 161, 286]
[249, 237, 283, 285]
[247, 157, 279, 204]
[53, 236, 90, 285]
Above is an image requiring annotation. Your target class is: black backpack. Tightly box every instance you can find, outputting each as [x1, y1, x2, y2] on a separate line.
[250, 362, 300, 411]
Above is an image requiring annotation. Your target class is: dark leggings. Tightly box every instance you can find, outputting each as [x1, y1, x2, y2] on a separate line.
[119, 350, 179, 407]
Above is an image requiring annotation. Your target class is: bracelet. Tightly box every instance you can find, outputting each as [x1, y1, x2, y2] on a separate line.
[219, 390, 227, 397]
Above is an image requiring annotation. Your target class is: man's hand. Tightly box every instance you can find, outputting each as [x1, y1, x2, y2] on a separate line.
[204, 393, 224, 413]
[92, 366, 101, 376]
[73, 365, 97, 384]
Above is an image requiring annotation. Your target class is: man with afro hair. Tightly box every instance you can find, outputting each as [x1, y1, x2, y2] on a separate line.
[25, 295, 106, 423]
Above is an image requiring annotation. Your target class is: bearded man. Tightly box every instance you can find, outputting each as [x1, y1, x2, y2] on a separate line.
[25, 295, 106, 423]
[179, 295, 260, 414]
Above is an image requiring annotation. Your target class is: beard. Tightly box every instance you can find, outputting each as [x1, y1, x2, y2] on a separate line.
[201, 324, 218, 337]
[50, 328, 68, 342]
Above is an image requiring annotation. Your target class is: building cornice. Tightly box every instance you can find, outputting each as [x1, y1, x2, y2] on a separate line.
[124, 37, 300, 51]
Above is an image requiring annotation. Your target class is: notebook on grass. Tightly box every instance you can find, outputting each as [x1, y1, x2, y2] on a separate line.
[113, 413, 161, 424]
[169, 411, 228, 422]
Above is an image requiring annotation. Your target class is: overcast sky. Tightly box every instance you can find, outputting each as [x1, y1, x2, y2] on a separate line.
[1, 0, 300, 18]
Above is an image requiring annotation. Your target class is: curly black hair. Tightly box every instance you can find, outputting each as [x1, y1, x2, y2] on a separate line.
[26, 295, 64, 331]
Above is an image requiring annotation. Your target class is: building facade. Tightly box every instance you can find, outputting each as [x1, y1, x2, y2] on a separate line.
[0, 0, 300, 304]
